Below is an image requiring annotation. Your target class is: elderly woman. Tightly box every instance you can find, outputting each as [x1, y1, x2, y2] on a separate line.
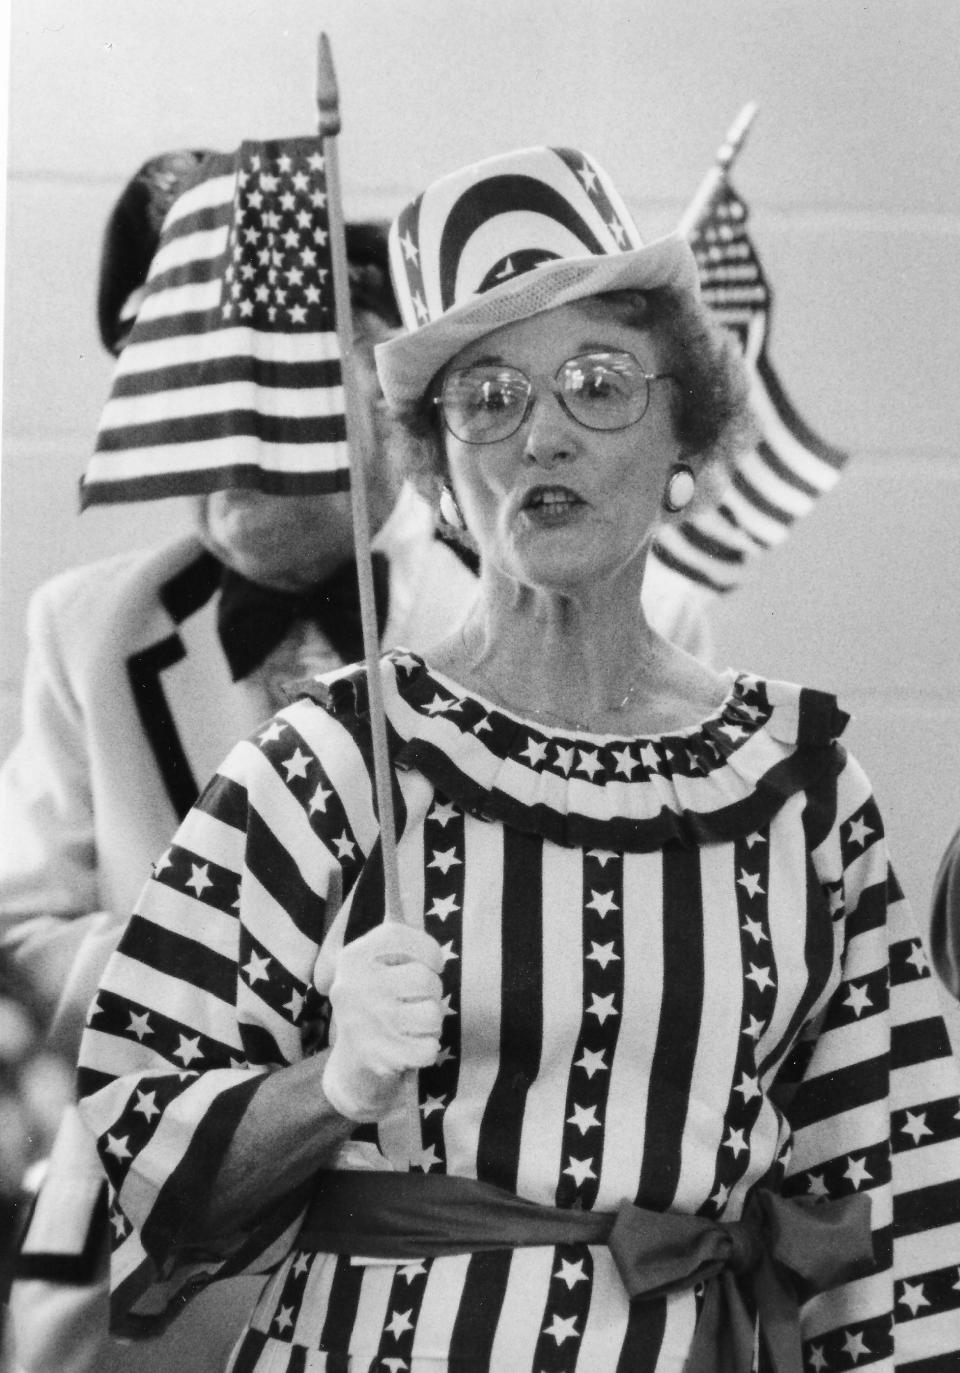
[78, 148, 960, 1371]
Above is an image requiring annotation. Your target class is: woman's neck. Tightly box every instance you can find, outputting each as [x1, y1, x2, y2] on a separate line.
[433, 572, 726, 735]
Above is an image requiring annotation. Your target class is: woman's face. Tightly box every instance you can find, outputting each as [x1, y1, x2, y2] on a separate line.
[202, 309, 401, 589]
[442, 300, 680, 595]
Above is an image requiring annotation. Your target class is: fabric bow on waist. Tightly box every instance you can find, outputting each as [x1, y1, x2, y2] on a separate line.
[606, 1188, 873, 1373]
[298, 1171, 874, 1373]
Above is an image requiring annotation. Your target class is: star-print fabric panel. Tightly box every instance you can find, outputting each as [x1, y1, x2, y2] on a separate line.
[77, 651, 960, 1371]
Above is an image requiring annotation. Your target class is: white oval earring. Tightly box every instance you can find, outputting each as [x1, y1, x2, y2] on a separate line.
[663, 464, 696, 514]
[439, 483, 467, 530]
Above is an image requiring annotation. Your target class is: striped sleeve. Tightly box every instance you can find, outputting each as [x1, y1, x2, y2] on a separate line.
[76, 699, 377, 1335]
[782, 751, 960, 1368]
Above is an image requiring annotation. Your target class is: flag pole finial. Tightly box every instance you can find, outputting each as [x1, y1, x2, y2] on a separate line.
[677, 101, 759, 239]
[717, 101, 759, 172]
[316, 32, 341, 138]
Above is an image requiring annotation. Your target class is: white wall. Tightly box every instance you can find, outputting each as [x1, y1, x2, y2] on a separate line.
[3, 0, 959, 961]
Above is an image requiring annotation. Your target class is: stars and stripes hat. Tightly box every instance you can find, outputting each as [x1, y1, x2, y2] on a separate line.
[375, 146, 699, 408]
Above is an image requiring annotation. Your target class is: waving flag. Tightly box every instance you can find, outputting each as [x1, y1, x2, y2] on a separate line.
[651, 175, 849, 594]
[81, 137, 349, 507]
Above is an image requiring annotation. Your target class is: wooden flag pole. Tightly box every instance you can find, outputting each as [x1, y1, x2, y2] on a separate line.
[676, 101, 759, 240]
[317, 33, 405, 925]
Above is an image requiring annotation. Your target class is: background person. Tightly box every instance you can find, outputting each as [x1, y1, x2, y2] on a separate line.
[0, 155, 479, 1061]
[77, 146, 960, 1371]
[2, 151, 479, 1373]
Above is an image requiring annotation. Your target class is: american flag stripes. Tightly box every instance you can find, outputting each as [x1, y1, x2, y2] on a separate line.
[80, 138, 350, 508]
[650, 177, 850, 595]
[77, 653, 960, 1367]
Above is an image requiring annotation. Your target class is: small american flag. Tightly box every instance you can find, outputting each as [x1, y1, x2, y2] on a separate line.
[651, 177, 849, 595]
[81, 137, 349, 508]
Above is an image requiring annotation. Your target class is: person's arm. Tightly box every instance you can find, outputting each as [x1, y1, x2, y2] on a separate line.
[0, 581, 123, 1055]
[778, 752, 960, 1366]
[199, 919, 443, 1239]
[77, 722, 345, 1334]
[196, 1051, 349, 1226]
[77, 697, 442, 1336]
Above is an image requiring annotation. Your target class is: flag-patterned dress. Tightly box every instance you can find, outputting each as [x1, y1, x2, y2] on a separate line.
[78, 651, 960, 1372]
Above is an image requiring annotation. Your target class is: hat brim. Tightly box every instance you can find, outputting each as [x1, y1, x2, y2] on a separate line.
[376, 231, 699, 408]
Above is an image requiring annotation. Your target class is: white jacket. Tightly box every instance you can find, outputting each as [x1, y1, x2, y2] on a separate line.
[0, 488, 482, 1052]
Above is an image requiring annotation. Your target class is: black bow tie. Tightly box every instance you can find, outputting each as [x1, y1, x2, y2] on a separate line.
[216, 552, 390, 683]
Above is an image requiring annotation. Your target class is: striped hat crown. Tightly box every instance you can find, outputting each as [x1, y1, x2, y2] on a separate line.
[376, 146, 698, 407]
[392, 146, 644, 330]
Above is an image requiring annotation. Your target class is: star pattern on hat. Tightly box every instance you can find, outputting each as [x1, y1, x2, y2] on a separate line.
[389, 145, 662, 367]
[553, 147, 632, 251]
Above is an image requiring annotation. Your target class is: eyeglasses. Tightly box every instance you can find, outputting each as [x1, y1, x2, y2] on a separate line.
[435, 350, 675, 446]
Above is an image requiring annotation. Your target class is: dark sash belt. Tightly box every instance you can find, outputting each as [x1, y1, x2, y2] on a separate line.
[298, 1171, 873, 1373]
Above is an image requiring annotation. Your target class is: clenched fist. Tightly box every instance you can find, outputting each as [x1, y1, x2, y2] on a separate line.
[314, 923, 445, 1123]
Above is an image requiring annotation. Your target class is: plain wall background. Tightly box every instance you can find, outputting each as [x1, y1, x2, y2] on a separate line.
[3, 2, 959, 1007]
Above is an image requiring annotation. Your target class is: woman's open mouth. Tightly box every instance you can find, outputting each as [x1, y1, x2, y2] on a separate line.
[521, 486, 585, 523]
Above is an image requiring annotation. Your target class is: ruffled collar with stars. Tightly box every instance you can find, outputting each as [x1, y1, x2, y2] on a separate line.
[305, 650, 850, 853]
